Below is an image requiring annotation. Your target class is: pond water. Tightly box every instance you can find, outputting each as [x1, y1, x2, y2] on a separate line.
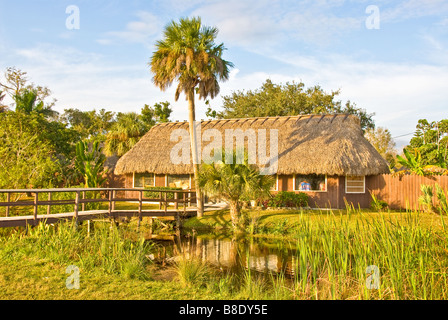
[145, 230, 300, 277]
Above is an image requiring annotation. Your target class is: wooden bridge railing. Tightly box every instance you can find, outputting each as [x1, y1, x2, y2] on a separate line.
[0, 188, 197, 227]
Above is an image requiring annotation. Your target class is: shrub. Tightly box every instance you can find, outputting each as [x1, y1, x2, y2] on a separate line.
[175, 258, 211, 288]
[370, 192, 388, 212]
[268, 191, 308, 208]
[420, 184, 448, 215]
[419, 185, 435, 213]
[144, 186, 182, 199]
[434, 184, 448, 215]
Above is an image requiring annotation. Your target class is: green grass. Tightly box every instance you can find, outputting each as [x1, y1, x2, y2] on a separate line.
[1, 207, 448, 299]
[184, 208, 446, 235]
[183, 208, 448, 299]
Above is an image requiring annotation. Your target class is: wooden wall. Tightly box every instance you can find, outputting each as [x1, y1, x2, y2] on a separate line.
[368, 174, 448, 210]
[115, 173, 448, 210]
[278, 175, 343, 208]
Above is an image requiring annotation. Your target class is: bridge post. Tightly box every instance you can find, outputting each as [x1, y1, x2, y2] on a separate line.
[174, 192, 178, 210]
[159, 191, 162, 210]
[81, 191, 85, 212]
[112, 190, 116, 211]
[108, 190, 113, 217]
[164, 192, 167, 214]
[138, 190, 143, 227]
[47, 192, 52, 215]
[74, 191, 80, 220]
[33, 192, 38, 225]
[5, 193, 10, 217]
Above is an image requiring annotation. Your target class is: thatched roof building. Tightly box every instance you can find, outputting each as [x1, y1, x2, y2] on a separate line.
[114, 114, 389, 176]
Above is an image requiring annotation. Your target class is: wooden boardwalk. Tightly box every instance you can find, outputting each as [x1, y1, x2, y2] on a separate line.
[0, 187, 199, 228]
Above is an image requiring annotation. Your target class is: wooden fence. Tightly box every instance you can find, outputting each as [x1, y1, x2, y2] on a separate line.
[368, 174, 448, 210]
[0, 188, 197, 228]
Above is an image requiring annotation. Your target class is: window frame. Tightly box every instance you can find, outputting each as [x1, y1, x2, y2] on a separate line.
[132, 172, 155, 188]
[293, 174, 327, 192]
[345, 175, 366, 194]
[166, 174, 192, 189]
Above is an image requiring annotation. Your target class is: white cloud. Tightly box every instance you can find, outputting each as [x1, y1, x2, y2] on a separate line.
[4, 44, 163, 114]
[193, 0, 283, 49]
[98, 11, 163, 46]
[381, 0, 448, 23]
[204, 51, 448, 144]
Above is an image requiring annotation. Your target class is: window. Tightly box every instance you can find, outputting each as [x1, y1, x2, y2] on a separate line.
[167, 174, 191, 189]
[133, 173, 155, 188]
[294, 174, 327, 192]
[346, 176, 365, 193]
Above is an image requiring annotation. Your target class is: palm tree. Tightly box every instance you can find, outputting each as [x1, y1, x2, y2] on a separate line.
[0, 90, 7, 112]
[150, 17, 233, 217]
[198, 150, 274, 231]
[14, 88, 57, 118]
[104, 112, 148, 157]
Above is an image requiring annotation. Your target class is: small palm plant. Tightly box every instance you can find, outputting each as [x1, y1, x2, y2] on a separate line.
[198, 149, 275, 231]
[396, 148, 425, 176]
[104, 112, 148, 157]
[419, 184, 435, 213]
[74, 140, 107, 188]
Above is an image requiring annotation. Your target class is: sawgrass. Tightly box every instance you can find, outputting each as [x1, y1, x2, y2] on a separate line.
[1, 208, 448, 299]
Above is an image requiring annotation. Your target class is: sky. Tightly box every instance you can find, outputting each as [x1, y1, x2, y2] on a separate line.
[0, 0, 447, 149]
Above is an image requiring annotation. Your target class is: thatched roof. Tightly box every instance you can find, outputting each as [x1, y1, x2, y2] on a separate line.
[114, 114, 390, 176]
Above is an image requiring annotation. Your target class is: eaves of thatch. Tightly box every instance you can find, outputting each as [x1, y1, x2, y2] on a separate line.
[114, 114, 390, 176]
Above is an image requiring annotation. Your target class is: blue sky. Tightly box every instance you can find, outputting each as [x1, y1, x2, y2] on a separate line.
[1, 0, 447, 148]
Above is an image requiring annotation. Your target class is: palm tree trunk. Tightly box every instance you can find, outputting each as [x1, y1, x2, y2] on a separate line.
[187, 90, 204, 218]
[229, 201, 241, 230]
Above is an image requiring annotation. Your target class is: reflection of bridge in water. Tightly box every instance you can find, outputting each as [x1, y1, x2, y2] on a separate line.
[149, 233, 298, 277]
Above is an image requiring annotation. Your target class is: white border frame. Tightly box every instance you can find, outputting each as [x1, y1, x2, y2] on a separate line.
[133, 172, 155, 188]
[293, 174, 328, 192]
[345, 175, 366, 194]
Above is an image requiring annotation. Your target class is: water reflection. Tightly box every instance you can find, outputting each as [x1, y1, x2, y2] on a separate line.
[146, 231, 298, 276]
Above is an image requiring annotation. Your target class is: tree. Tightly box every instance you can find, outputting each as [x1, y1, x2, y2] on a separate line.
[198, 150, 274, 231]
[153, 101, 173, 123]
[0, 67, 56, 113]
[0, 112, 60, 189]
[61, 108, 115, 141]
[408, 119, 448, 167]
[74, 140, 107, 188]
[0, 90, 7, 112]
[364, 127, 397, 168]
[396, 148, 425, 176]
[140, 101, 173, 128]
[150, 17, 233, 217]
[104, 112, 148, 157]
[14, 88, 58, 118]
[210, 79, 375, 132]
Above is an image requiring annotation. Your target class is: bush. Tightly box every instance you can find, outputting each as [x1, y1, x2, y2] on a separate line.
[419, 185, 435, 213]
[144, 186, 182, 199]
[267, 191, 308, 208]
[419, 184, 448, 215]
[370, 192, 388, 212]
